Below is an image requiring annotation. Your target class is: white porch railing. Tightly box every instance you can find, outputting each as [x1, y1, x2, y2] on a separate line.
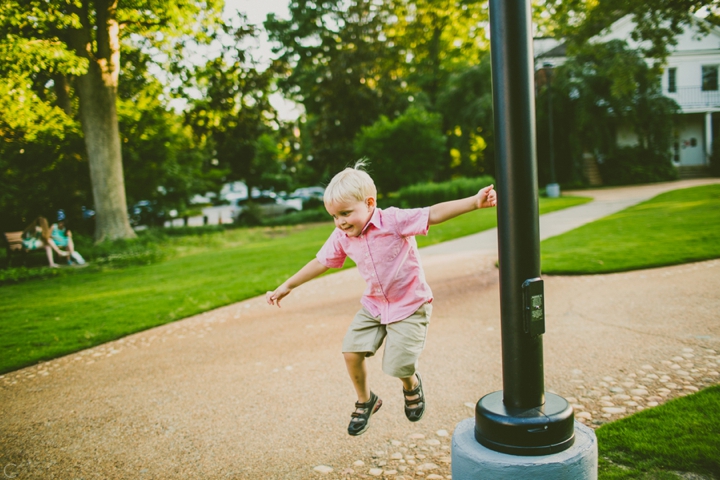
[665, 86, 720, 109]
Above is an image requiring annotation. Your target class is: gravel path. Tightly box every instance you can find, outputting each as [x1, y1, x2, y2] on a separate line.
[1, 180, 719, 479]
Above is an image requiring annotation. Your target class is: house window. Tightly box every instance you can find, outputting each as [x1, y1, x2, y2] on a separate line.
[702, 65, 718, 91]
[673, 141, 680, 163]
[668, 68, 677, 93]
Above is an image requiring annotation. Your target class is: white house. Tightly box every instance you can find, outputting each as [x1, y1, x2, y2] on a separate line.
[535, 14, 720, 177]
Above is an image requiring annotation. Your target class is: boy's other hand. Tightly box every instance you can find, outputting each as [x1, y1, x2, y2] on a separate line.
[477, 184, 497, 209]
[266, 285, 291, 307]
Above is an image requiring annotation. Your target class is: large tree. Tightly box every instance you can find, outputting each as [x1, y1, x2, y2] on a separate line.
[535, 40, 680, 185]
[0, 0, 223, 241]
[265, 0, 411, 181]
[436, 56, 495, 179]
[181, 20, 284, 197]
[265, 0, 490, 186]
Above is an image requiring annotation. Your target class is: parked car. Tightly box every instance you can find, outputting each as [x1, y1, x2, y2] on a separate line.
[129, 200, 166, 227]
[290, 186, 325, 201]
[230, 193, 302, 222]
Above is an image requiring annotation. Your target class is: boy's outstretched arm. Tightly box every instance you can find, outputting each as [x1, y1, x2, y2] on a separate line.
[428, 184, 497, 226]
[266, 258, 329, 307]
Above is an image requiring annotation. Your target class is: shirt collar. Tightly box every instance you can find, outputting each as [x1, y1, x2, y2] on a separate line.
[360, 206, 381, 235]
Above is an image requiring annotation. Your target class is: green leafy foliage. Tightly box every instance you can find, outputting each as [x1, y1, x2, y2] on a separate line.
[537, 41, 679, 186]
[266, 0, 490, 186]
[393, 175, 496, 208]
[182, 22, 287, 196]
[536, 0, 716, 61]
[0, 0, 226, 240]
[437, 56, 495, 179]
[710, 136, 720, 177]
[354, 107, 447, 194]
[265, 0, 412, 181]
[261, 208, 330, 227]
[599, 146, 678, 185]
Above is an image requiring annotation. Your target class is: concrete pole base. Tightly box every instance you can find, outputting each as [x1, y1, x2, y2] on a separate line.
[452, 418, 597, 479]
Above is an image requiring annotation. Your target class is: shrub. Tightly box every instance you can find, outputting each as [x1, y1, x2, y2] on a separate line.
[710, 137, 720, 177]
[0, 231, 170, 285]
[302, 197, 324, 210]
[393, 176, 496, 208]
[262, 208, 330, 227]
[160, 224, 230, 236]
[0, 266, 64, 285]
[599, 146, 678, 185]
[234, 202, 263, 227]
[354, 107, 447, 194]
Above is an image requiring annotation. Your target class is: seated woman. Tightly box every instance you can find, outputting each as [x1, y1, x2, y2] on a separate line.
[50, 210, 85, 265]
[22, 216, 68, 268]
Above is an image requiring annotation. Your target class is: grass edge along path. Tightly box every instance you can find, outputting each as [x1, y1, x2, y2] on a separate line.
[597, 384, 720, 479]
[0, 196, 589, 374]
[541, 184, 720, 275]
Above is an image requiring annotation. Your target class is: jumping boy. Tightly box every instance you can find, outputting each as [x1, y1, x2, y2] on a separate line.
[266, 162, 497, 436]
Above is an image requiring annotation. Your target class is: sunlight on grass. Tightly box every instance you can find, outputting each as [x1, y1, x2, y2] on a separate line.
[597, 385, 720, 479]
[0, 195, 588, 374]
[541, 185, 720, 274]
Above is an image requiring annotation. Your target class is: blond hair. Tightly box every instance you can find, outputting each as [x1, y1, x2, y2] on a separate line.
[23, 216, 51, 242]
[324, 159, 377, 206]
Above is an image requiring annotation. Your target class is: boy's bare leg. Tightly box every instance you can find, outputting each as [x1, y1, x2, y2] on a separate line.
[400, 374, 420, 407]
[344, 352, 370, 403]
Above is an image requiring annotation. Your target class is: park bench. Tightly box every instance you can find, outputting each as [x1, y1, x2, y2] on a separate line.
[2, 231, 44, 268]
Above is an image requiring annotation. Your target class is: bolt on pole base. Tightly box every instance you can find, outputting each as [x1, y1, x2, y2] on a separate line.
[475, 391, 575, 456]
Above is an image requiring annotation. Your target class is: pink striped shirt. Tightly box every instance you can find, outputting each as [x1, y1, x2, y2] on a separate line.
[316, 206, 433, 324]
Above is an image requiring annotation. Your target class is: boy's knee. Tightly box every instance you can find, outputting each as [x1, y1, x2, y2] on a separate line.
[343, 352, 367, 364]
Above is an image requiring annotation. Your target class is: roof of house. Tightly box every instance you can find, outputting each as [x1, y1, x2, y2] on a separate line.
[534, 14, 720, 62]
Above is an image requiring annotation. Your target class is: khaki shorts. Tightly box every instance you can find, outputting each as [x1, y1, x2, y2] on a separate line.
[342, 303, 432, 378]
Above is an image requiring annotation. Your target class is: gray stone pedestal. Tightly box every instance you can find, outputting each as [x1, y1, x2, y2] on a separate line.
[452, 418, 597, 479]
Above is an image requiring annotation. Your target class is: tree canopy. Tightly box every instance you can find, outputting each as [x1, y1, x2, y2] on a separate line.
[1, 0, 707, 234]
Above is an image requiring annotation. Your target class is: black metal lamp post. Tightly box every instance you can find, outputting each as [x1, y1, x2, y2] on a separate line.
[474, 0, 574, 455]
[544, 62, 560, 198]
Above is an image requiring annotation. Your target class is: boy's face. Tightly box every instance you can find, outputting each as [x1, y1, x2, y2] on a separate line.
[325, 197, 375, 237]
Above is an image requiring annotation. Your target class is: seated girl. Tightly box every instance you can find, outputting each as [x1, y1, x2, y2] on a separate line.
[22, 216, 68, 268]
[50, 210, 85, 265]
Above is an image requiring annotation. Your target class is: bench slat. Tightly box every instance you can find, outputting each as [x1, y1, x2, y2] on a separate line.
[4, 231, 25, 253]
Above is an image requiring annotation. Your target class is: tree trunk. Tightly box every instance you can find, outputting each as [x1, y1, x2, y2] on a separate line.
[73, 0, 135, 242]
[53, 74, 72, 116]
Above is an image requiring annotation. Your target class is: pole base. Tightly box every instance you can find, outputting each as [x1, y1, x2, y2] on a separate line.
[475, 391, 575, 456]
[454, 418, 598, 479]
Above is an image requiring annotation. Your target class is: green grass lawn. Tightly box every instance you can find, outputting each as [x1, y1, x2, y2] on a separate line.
[541, 184, 720, 274]
[0, 195, 590, 374]
[597, 385, 720, 479]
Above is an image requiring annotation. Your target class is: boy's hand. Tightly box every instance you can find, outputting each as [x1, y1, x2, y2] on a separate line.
[266, 285, 292, 307]
[476, 184, 497, 209]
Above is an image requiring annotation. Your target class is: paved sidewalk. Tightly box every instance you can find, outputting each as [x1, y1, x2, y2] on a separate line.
[1, 179, 719, 479]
